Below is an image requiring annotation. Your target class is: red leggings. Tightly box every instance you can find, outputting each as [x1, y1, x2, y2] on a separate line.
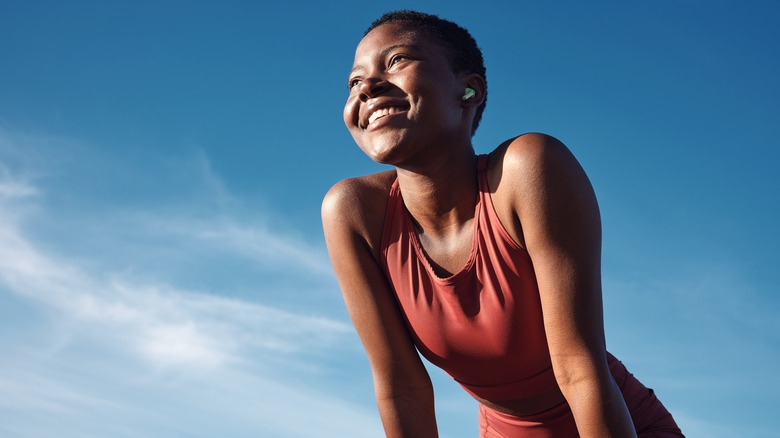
[478, 355, 684, 437]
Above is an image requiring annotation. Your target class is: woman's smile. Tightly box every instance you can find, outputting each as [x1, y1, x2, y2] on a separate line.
[367, 106, 407, 126]
[360, 97, 412, 130]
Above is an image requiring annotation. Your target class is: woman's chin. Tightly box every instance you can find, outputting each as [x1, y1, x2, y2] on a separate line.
[364, 148, 397, 165]
[357, 134, 410, 164]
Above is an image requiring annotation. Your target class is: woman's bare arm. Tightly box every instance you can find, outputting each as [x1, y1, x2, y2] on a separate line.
[500, 133, 636, 437]
[322, 175, 438, 438]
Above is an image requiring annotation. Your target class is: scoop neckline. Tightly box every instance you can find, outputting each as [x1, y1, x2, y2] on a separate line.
[402, 194, 481, 286]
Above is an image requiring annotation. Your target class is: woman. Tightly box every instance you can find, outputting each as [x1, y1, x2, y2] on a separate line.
[322, 10, 683, 437]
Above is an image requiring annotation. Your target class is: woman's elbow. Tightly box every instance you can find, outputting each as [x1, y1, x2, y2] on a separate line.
[550, 353, 610, 392]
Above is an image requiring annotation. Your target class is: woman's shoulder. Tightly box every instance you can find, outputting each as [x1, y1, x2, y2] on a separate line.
[488, 132, 590, 194]
[321, 170, 397, 254]
[484, 133, 594, 244]
[322, 170, 397, 213]
[489, 132, 571, 171]
[486, 132, 578, 195]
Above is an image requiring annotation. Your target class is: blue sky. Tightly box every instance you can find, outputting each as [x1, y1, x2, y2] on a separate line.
[1, 1, 778, 436]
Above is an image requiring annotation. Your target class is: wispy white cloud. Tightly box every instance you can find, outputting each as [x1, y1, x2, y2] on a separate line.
[0, 161, 348, 371]
[149, 149, 335, 277]
[0, 172, 37, 199]
[0, 357, 383, 437]
[175, 217, 334, 276]
[0, 131, 380, 437]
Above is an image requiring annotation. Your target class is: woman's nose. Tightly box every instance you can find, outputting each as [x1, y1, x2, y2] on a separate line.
[358, 77, 389, 102]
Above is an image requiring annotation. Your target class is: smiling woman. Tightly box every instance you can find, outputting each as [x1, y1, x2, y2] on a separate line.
[322, 10, 683, 438]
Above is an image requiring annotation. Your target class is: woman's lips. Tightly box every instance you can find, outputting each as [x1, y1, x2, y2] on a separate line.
[368, 106, 406, 125]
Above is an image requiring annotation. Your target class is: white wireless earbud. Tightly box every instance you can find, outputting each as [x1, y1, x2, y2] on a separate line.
[462, 88, 476, 101]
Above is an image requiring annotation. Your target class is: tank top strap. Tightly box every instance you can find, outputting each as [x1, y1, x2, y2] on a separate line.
[380, 178, 402, 259]
[476, 154, 491, 206]
[388, 176, 401, 196]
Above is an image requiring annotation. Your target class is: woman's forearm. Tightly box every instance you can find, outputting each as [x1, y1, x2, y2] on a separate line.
[558, 371, 636, 438]
[375, 388, 439, 438]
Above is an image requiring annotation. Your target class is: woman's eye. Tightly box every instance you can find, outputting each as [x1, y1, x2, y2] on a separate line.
[389, 55, 408, 66]
[348, 78, 361, 90]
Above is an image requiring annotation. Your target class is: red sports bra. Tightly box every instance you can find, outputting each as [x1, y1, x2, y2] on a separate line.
[380, 154, 557, 401]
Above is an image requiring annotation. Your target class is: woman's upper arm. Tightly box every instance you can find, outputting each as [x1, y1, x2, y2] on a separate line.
[506, 133, 635, 437]
[321, 178, 431, 396]
[502, 133, 608, 381]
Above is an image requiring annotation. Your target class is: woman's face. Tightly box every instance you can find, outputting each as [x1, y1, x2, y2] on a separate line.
[344, 23, 467, 165]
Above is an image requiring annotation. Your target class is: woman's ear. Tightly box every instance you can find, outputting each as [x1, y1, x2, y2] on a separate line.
[461, 74, 486, 108]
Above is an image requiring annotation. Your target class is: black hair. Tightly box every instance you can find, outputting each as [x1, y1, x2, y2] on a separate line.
[365, 10, 488, 135]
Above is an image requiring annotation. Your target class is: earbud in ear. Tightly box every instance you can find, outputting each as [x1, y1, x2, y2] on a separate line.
[462, 88, 476, 101]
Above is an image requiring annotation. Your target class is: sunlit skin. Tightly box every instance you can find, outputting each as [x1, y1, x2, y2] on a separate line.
[344, 23, 470, 170]
[343, 23, 487, 271]
[323, 22, 638, 437]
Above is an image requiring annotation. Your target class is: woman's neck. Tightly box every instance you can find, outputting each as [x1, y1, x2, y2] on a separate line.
[395, 150, 478, 238]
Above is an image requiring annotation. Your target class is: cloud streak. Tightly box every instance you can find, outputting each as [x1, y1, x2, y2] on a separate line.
[0, 160, 348, 370]
[0, 136, 382, 436]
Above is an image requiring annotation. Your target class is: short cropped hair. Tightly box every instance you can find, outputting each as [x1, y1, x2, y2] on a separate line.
[365, 10, 488, 135]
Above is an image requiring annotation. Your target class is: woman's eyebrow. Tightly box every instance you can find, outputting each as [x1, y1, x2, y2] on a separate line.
[350, 44, 418, 74]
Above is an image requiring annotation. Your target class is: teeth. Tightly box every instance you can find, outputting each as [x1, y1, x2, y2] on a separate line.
[368, 107, 404, 125]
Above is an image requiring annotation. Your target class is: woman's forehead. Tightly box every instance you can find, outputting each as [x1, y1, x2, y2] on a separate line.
[353, 23, 440, 61]
[359, 24, 414, 49]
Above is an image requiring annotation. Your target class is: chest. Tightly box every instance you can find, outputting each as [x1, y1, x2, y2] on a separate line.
[414, 217, 476, 278]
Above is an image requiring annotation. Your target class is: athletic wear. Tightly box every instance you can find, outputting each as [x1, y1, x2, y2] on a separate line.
[478, 354, 682, 437]
[380, 154, 683, 436]
[380, 155, 554, 401]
